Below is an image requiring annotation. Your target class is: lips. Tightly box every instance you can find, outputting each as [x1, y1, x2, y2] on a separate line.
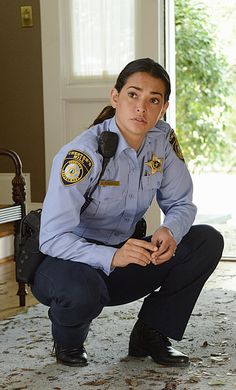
[132, 117, 147, 124]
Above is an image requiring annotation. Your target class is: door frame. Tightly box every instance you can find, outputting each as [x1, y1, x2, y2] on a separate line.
[40, 0, 175, 234]
[40, 0, 174, 184]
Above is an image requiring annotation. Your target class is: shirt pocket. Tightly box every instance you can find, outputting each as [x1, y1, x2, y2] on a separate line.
[140, 173, 162, 209]
[89, 185, 124, 217]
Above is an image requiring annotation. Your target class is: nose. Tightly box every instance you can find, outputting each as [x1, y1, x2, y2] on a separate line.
[136, 105, 146, 113]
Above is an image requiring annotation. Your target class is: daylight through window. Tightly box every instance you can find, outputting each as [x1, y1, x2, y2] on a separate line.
[71, 0, 135, 78]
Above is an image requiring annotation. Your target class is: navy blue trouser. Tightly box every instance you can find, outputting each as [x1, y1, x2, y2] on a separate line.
[31, 225, 224, 347]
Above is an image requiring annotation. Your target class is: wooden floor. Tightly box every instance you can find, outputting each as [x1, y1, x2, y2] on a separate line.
[0, 258, 38, 321]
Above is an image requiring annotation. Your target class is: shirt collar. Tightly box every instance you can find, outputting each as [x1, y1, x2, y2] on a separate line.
[108, 116, 131, 157]
[107, 116, 159, 158]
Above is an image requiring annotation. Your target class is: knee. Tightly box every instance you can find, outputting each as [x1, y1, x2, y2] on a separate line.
[50, 262, 110, 326]
[199, 224, 224, 251]
[67, 269, 108, 308]
[193, 224, 224, 262]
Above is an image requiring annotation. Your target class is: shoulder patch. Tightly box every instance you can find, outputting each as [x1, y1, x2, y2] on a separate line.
[60, 150, 94, 186]
[169, 130, 185, 161]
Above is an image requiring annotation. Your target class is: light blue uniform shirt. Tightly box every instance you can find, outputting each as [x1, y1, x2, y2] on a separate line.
[40, 117, 197, 275]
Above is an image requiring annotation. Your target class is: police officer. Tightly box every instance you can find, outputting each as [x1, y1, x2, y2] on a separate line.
[31, 58, 224, 367]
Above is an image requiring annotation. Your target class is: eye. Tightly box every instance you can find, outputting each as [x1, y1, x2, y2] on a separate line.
[127, 91, 137, 99]
[150, 97, 160, 104]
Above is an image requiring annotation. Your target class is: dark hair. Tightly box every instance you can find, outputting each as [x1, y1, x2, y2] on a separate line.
[92, 58, 171, 126]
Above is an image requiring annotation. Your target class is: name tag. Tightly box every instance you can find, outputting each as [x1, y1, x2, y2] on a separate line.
[99, 180, 120, 186]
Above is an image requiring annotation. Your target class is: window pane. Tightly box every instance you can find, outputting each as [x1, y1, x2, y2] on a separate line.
[174, 0, 236, 259]
[191, 0, 236, 258]
[192, 172, 236, 258]
[71, 0, 135, 77]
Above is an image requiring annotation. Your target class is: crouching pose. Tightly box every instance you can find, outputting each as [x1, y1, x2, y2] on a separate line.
[31, 58, 224, 367]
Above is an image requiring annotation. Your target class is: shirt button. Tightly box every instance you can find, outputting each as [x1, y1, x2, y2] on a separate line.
[129, 194, 134, 199]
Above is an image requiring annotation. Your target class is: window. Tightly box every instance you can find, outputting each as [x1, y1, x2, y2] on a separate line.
[71, 0, 135, 78]
[174, 0, 236, 259]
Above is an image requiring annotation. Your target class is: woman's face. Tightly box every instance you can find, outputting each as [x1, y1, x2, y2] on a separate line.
[110, 72, 169, 147]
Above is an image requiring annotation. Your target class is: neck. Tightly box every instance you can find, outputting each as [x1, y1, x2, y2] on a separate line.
[120, 131, 145, 151]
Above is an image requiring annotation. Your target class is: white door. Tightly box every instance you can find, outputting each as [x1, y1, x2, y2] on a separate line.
[40, 0, 171, 233]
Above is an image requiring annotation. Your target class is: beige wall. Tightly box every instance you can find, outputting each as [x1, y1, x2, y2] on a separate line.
[0, 0, 45, 202]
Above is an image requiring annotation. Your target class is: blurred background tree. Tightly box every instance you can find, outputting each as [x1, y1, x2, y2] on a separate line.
[174, 0, 236, 170]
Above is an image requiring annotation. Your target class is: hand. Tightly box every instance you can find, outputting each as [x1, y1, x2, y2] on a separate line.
[111, 238, 158, 268]
[151, 227, 177, 265]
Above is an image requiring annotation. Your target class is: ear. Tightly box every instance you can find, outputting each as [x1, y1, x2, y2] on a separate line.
[160, 101, 169, 118]
[110, 88, 119, 108]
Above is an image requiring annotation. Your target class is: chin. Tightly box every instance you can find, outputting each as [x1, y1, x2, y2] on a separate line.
[130, 123, 149, 132]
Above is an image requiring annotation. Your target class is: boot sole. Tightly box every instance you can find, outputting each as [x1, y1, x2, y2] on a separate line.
[129, 354, 190, 367]
[56, 357, 88, 367]
[152, 357, 190, 367]
[129, 348, 190, 367]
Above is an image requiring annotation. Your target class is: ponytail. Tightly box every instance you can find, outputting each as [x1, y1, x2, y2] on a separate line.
[90, 105, 115, 127]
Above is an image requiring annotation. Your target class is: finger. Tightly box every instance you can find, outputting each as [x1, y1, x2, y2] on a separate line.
[152, 243, 170, 257]
[152, 249, 175, 263]
[128, 238, 158, 252]
[125, 254, 151, 267]
[155, 257, 171, 265]
[132, 257, 151, 266]
[127, 246, 153, 264]
[113, 247, 151, 267]
[121, 243, 153, 265]
[155, 240, 176, 256]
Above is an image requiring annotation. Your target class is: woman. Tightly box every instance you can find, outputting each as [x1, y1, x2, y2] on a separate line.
[32, 58, 224, 367]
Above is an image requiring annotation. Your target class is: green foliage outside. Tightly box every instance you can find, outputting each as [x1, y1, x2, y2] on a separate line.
[175, 0, 236, 171]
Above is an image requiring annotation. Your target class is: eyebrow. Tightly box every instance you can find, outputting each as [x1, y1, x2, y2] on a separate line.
[127, 85, 163, 97]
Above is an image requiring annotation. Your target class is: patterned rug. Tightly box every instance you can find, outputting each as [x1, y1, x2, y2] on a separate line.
[0, 262, 236, 390]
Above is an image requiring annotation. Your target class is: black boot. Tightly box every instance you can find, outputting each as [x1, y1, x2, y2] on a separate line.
[52, 322, 90, 367]
[129, 319, 189, 367]
[53, 342, 88, 367]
